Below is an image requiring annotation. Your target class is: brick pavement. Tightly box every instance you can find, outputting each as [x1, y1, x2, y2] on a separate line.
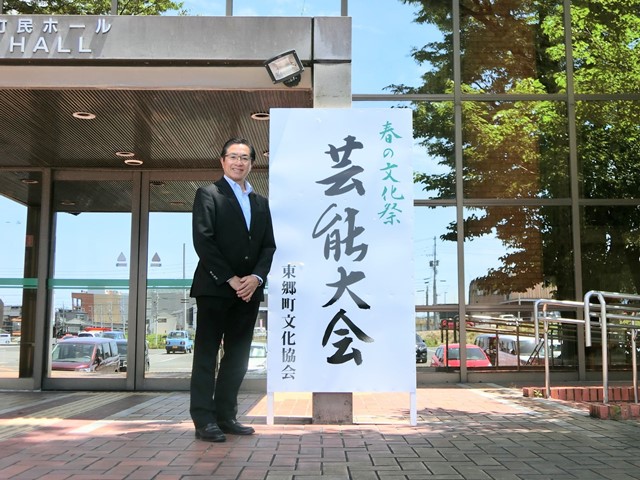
[0, 384, 639, 479]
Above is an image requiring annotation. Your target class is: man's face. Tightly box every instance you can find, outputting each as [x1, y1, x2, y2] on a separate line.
[220, 143, 252, 184]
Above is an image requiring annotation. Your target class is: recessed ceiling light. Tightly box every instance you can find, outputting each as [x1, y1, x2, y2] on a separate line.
[263, 150, 269, 158]
[21, 179, 39, 184]
[150, 181, 166, 187]
[124, 159, 143, 166]
[250, 112, 270, 121]
[72, 111, 96, 120]
[170, 201, 186, 206]
[115, 151, 136, 157]
[60, 200, 76, 206]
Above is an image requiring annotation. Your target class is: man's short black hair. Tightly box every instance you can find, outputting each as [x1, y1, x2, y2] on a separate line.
[220, 137, 256, 163]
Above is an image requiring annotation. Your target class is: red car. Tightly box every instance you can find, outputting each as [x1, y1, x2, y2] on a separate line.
[430, 343, 492, 368]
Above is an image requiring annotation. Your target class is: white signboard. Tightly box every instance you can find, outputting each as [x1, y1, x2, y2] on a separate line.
[267, 108, 415, 393]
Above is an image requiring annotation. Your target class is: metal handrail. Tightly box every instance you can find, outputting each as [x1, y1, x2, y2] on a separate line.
[584, 291, 640, 404]
[533, 299, 586, 399]
[534, 295, 640, 403]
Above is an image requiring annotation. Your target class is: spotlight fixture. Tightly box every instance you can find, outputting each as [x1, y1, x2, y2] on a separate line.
[264, 49, 304, 87]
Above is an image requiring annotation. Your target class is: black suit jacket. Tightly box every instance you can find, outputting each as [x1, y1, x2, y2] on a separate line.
[190, 178, 276, 300]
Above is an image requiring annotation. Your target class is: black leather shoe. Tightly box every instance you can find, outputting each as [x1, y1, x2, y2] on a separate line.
[217, 419, 255, 435]
[195, 423, 226, 442]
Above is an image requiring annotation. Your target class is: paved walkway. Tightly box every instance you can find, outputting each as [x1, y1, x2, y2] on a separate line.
[0, 384, 639, 479]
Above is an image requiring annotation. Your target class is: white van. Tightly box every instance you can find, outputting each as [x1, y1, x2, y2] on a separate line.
[0, 333, 12, 344]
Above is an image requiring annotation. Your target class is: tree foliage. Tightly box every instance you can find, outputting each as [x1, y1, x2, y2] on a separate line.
[395, 0, 640, 299]
[2, 0, 185, 15]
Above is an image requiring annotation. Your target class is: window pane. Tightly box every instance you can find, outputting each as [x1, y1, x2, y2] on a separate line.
[460, 0, 565, 94]
[414, 206, 458, 307]
[571, 1, 640, 94]
[462, 101, 569, 199]
[464, 205, 575, 304]
[50, 179, 132, 378]
[577, 101, 640, 199]
[581, 205, 640, 294]
[413, 101, 455, 200]
[146, 208, 197, 378]
[0, 172, 42, 378]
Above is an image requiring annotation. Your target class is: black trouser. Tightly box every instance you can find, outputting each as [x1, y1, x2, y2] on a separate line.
[190, 295, 259, 428]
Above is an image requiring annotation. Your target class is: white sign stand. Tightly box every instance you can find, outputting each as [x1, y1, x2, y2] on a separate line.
[267, 108, 416, 425]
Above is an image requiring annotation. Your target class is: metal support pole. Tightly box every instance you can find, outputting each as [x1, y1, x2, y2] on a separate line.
[544, 319, 550, 399]
[597, 294, 609, 404]
[341, 0, 348, 16]
[632, 330, 638, 403]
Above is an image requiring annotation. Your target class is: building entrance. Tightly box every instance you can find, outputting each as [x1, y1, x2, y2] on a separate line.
[0, 14, 349, 391]
[41, 171, 217, 391]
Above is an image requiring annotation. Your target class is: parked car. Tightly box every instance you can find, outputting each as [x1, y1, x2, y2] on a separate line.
[498, 335, 536, 365]
[498, 314, 518, 325]
[498, 335, 561, 366]
[115, 339, 150, 372]
[51, 337, 120, 373]
[474, 333, 500, 365]
[0, 333, 11, 344]
[430, 343, 492, 368]
[415, 334, 428, 363]
[247, 342, 267, 373]
[77, 331, 102, 337]
[102, 330, 126, 340]
[165, 330, 194, 354]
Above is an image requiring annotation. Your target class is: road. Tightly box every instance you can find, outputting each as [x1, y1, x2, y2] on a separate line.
[148, 348, 193, 372]
[2, 343, 433, 376]
[0, 344, 195, 375]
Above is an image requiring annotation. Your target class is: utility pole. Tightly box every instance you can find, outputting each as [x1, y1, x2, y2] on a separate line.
[182, 243, 188, 329]
[424, 280, 429, 305]
[429, 236, 439, 325]
[424, 279, 430, 327]
[430, 236, 439, 304]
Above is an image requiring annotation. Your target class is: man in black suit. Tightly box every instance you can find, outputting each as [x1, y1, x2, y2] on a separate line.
[189, 137, 276, 442]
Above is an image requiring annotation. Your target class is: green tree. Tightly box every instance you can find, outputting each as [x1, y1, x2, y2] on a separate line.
[2, 0, 185, 15]
[394, 0, 640, 299]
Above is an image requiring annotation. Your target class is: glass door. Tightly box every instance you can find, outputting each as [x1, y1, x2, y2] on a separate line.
[45, 173, 134, 389]
[42, 170, 247, 390]
[137, 173, 269, 390]
[139, 175, 205, 390]
[0, 171, 43, 386]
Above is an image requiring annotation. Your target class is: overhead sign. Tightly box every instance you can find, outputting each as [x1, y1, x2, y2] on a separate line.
[0, 15, 326, 62]
[268, 108, 415, 393]
[0, 16, 112, 57]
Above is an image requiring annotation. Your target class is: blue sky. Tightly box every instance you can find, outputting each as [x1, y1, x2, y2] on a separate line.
[170, 0, 431, 93]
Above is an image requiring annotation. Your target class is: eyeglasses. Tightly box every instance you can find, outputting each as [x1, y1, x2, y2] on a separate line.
[225, 154, 252, 163]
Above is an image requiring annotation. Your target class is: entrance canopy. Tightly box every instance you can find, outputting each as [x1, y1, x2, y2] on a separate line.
[0, 15, 351, 209]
